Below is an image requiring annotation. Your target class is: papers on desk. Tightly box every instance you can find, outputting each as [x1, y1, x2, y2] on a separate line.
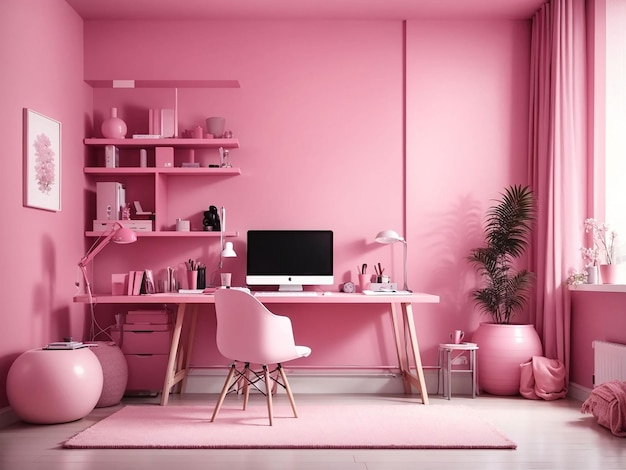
[362, 290, 413, 296]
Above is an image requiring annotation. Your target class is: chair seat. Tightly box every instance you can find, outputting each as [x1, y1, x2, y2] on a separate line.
[296, 345, 312, 358]
[211, 288, 312, 425]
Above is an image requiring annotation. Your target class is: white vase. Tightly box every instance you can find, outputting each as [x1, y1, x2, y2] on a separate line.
[586, 266, 599, 284]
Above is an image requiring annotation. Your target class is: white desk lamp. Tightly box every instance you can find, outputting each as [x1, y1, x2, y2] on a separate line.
[375, 229, 411, 292]
[218, 206, 237, 269]
[78, 221, 137, 296]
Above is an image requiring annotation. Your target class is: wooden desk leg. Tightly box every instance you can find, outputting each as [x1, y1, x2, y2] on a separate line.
[180, 304, 198, 393]
[160, 303, 187, 406]
[402, 302, 429, 404]
[389, 302, 411, 394]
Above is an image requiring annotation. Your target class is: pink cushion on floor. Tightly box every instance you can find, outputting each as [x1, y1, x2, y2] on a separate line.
[89, 341, 128, 407]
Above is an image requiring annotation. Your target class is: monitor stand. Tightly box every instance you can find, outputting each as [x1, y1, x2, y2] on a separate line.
[278, 285, 303, 292]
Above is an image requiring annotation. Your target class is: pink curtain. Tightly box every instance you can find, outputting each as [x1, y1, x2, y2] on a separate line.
[528, 0, 588, 378]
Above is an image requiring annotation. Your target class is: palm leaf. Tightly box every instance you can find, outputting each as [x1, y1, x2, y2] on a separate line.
[469, 185, 536, 324]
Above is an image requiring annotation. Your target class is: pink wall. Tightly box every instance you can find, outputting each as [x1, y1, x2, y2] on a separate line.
[0, 0, 91, 407]
[5, 2, 584, 409]
[405, 20, 532, 347]
[81, 19, 533, 371]
[570, 291, 626, 388]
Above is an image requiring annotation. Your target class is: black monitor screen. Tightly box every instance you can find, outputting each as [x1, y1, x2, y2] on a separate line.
[246, 230, 334, 288]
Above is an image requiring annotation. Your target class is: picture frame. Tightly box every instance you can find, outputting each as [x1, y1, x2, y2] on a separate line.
[23, 108, 62, 211]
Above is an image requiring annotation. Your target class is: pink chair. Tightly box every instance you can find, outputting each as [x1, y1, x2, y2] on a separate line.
[211, 288, 311, 426]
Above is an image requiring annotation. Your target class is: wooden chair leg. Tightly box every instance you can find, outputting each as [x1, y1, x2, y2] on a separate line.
[243, 363, 250, 410]
[263, 365, 273, 426]
[210, 364, 236, 422]
[278, 364, 298, 418]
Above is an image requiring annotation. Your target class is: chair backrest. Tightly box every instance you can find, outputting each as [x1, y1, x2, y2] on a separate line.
[214, 288, 299, 365]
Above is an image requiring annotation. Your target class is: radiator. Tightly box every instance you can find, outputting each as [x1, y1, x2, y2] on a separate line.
[593, 340, 626, 386]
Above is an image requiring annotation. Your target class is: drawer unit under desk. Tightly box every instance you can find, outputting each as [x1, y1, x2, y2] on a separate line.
[125, 354, 169, 392]
[111, 324, 172, 355]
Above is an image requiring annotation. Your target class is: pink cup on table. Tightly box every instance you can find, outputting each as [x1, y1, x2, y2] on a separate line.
[450, 330, 465, 344]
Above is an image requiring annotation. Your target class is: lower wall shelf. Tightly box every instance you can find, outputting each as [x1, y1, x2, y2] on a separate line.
[85, 230, 239, 238]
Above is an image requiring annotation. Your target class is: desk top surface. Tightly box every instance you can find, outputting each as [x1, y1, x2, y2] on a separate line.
[74, 291, 440, 305]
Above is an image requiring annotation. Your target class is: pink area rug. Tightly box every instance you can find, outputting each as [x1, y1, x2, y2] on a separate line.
[64, 403, 516, 449]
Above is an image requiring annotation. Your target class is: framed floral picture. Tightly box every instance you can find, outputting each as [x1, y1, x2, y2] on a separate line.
[23, 108, 61, 211]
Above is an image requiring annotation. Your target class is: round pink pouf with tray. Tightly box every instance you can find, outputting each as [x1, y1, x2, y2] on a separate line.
[6, 347, 104, 424]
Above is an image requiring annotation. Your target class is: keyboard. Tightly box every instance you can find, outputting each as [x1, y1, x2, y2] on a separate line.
[362, 290, 413, 296]
[254, 291, 320, 297]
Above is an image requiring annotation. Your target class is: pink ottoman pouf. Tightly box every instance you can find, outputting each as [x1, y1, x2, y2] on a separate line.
[89, 341, 128, 407]
[6, 348, 103, 424]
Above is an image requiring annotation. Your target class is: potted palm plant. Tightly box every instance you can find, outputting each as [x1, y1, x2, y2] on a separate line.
[468, 184, 543, 395]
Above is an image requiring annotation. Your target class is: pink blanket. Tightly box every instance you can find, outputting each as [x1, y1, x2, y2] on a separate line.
[519, 356, 567, 400]
[581, 380, 626, 437]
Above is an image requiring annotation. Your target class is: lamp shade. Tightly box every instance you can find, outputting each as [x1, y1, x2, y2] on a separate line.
[78, 222, 137, 296]
[221, 241, 237, 258]
[375, 229, 405, 244]
[111, 227, 138, 244]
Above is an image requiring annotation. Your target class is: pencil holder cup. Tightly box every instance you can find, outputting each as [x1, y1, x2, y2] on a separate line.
[358, 274, 370, 292]
[187, 271, 198, 290]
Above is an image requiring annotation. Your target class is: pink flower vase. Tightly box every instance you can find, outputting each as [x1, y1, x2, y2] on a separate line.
[101, 107, 127, 139]
[599, 264, 618, 284]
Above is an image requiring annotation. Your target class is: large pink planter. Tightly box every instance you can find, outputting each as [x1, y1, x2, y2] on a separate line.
[472, 323, 543, 396]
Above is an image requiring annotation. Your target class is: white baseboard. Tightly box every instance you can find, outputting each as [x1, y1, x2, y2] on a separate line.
[184, 367, 477, 397]
[568, 382, 591, 403]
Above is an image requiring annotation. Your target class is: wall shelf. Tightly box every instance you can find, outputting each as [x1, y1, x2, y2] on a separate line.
[85, 230, 240, 238]
[84, 167, 241, 176]
[85, 79, 240, 89]
[84, 138, 240, 149]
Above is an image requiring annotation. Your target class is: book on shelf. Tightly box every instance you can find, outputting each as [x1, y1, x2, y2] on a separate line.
[132, 134, 161, 139]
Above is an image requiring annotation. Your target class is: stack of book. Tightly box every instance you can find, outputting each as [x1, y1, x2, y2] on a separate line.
[44, 341, 92, 350]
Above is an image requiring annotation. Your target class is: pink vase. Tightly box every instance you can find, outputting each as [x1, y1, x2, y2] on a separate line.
[472, 323, 543, 396]
[599, 264, 618, 284]
[101, 107, 127, 139]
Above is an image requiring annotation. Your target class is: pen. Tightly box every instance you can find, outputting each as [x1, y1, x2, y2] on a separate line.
[361, 263, 367, 274]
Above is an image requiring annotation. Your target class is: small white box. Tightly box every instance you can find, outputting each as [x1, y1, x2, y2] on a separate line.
[369, 282, 398, 292]
[155, 147, 174, 167]
[104, 145, 119, 168]
[93, 219, 153, 232]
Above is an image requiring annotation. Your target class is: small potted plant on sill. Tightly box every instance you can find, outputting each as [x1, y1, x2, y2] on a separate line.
[467, 184, 543, 395]
[583, 218, 619, 284]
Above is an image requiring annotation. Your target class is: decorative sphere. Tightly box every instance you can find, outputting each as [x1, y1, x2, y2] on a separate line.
[6, 348, 104, 424]
[101, 107, 127, 139]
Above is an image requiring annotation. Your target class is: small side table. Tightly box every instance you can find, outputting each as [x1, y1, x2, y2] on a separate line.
[438, 342, 479, 400]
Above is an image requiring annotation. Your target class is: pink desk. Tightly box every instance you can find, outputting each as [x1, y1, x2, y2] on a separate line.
[74, 291, 439, 405]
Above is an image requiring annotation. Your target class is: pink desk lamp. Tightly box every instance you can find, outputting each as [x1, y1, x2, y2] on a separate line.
[78, 221, 137, 296]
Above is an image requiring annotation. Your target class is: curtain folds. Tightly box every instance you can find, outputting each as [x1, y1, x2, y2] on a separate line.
[528, 0, 588, 380]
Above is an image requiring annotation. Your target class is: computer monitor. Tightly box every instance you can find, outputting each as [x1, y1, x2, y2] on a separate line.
[246, 230, 334, 291]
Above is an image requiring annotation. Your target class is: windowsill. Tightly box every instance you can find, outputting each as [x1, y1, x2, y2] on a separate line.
[568, 284, 626, 293]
